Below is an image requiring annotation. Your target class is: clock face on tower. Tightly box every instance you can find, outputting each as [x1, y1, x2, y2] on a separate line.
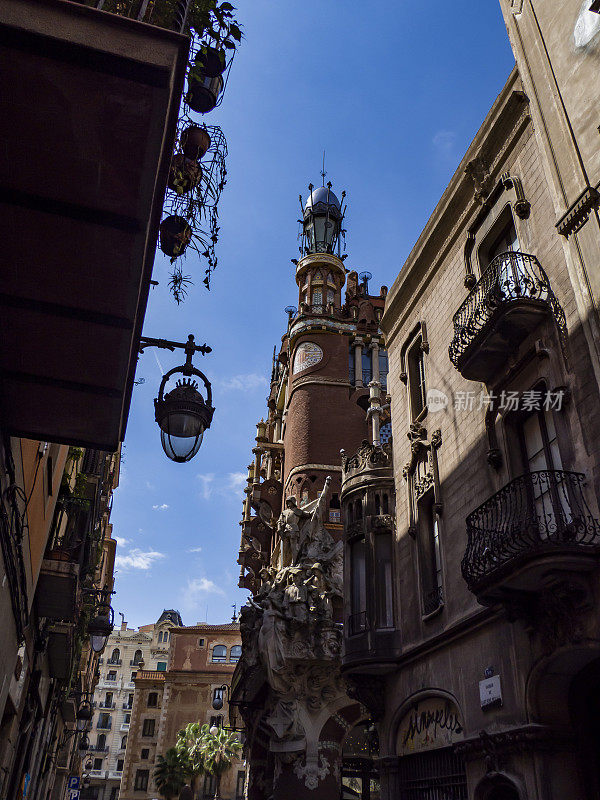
[293, 342, 323, 374]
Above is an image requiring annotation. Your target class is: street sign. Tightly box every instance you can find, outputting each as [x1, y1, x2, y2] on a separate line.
[67, 778, 80, 789]
[67, 790, 80, 800]
[479, 674, 502, 709]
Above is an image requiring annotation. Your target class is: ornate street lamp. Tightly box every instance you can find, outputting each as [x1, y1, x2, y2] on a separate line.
[79, 734, 90, 753]
[86, 590, 115, 653]
[139, 334, 214, 463]
[300, 181, 346, 256]
[76, 695, 93, 732]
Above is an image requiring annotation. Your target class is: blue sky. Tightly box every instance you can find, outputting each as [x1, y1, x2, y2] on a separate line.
[110, 0, 515, 628]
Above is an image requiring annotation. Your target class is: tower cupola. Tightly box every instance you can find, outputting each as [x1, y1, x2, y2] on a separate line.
[300, 181, 345, 256]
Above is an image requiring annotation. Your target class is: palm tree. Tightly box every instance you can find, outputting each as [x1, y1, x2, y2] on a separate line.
[154, 748, 187, 800]
[200, 726, 243, 800]
[176, 722, 208, 793]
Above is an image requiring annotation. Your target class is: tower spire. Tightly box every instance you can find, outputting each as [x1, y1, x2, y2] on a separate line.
[320, 150, 326, 186]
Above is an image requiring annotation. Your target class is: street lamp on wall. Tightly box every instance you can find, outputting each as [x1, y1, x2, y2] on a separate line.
[139, 334, 214, 463]
[85, 589, 115, 653]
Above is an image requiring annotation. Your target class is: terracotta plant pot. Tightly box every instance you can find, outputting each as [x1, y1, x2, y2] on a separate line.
[186, 72, 223, 114]
[159, 216, 192, 258]
[195, 45, 226, 77]
[168, 155, 202, 195]
[180, 125, 211, 159]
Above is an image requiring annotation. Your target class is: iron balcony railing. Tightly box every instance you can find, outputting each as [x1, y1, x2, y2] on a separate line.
[422, 586, 444, 616]
[462, 470, 600, 589]
[77, 0, 189, 32]
[449, 251, 564, 368]
[347, 611, 368, 636]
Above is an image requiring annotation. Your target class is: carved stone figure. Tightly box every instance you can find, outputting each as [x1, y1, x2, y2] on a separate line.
[283, 569, 308, 624]
[278, 496, 310, 568]
[248, 596, 290, 693]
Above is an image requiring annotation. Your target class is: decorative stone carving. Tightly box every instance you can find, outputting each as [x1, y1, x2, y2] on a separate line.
[465, 155, 494, 203]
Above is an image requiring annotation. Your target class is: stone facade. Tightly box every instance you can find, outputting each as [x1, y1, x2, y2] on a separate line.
[338, 4, 600, 798]
[86, 610, 182, 800]
[119, 622, 243, 800]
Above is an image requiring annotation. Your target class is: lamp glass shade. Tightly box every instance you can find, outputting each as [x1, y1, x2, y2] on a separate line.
[160, 425, 204, 463]
[88, 611, 113, 652]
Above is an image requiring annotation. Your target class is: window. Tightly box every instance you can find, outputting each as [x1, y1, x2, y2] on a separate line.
[378, 350, 389, 391]
[97, 734, 106, 751]
[212, 646, 227, 663]
[229, 646, 242, 663]
[104, 692, 113, 707]
[349, 536, 366, 634]
[329, 493, 341, 524]
[515, 396, 569, 531]
[407, 339, 427, 419]
[156, 662, 167, 671]
[98, 713, 110, 729]
[132, 650, 143, 665]
[210, 715, 223, 728]
[236, 771, 246, 800]
[127, 694, 134, 709]
[109, 788, 118, 800]
[141, 749, 149, 760]
[198, 638, 205, 648]
[349, 345, 355, 386]
[124, 713, 131, 724]
[147, 692, 158, 708]
[93, 758, 103, 770]
[109, 648, 120, 663]
[362, 349, 372, 384]
[418, 492, 443, 615]
[142, 718, 155, 737]
[374, 533, 394, 628]
[134, 770, 149, 791]
[120, 735, 127, 750]
[158, 631, 163, 643]
[311, 287, 323, 310]
[164, 632, 169, 643]
[107, 671, 117, 681]
[116, 759, 124, 772]
[131, 672, 137, 682]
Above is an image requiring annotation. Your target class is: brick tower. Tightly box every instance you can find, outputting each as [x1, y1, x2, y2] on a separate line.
[234, 180, 391, 800]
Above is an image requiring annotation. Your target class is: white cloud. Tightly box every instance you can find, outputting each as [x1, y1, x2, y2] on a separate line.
[432, 129, 456, 161]
[216, 373, 268, 392]
[196, 473, 215, 500]
[115, 547, 166, 572]
[226, 472, 246, 495]
[114, 536, 130, 548]
[152, 503, 169, 511]
[187, 546, 203, 553]
[180, 577, 225, 613]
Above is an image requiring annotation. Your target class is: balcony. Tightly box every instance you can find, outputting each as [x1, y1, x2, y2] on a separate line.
[108, 771, 123, 780]
[120, 723, 130, 732]
[130, 660, 143, 667]
[90, 770, 106, 779]
[122, 702, 133, 710]
[106, 659, 122, 666]
[97, 720, 112, 731]
[449, 252, 565, 382]
[0, 0, 188, 450]
[34, 556, 79, 621]
[462, 470, 600, 605]
[98, 703, 116, 710]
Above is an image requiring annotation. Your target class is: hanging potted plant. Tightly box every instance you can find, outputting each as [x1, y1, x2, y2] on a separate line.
[180, 126, 211, 160]
[195, 44, 227, 77]
[159, 216, 192, 258]
[168, 155, 202, 195]
[186, 66, 224, 114]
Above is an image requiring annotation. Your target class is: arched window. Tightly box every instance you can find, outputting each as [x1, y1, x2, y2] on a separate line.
[133, 649, 143, 665]
[212, 645, 227, 663]
[110, 648, 120, 664]
[164, 632, 169, 643]
[97, 733, 106, 750]
[229, 645, 242, 663]
[326, 272, 334, 284]
[121, 735, 127, 750]
[158, 631, 163, 643]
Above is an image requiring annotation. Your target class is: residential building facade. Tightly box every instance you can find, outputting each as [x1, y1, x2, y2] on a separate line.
[120, 622, 243, 800]
[85, 610, 183, 800]
[342, 3, 600, 799]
